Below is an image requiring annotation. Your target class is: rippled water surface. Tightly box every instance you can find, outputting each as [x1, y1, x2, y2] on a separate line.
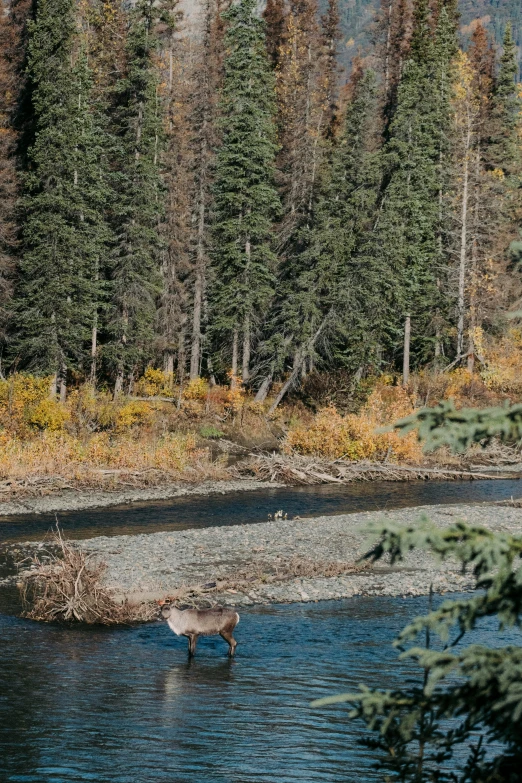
[1, 595, 517, 783]
[1, 478, 521, 542]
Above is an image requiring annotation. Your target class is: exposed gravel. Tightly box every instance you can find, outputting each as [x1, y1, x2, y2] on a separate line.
[77, 503, 522, 607]
[0, 479, 280, 517]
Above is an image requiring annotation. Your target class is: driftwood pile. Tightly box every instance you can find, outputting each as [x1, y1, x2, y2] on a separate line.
[233, 452, 515, 486]
[19, 529, 155, 624]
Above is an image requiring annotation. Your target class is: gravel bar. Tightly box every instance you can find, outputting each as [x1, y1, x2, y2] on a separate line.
[79, 503, 522, 607]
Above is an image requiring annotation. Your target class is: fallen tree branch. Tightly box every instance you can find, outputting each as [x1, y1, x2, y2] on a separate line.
[19, 527, 155, 624]
[232, 453, 517, 486]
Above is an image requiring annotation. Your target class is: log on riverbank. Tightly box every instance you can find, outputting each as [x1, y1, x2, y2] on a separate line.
[232, 453, 517, 485]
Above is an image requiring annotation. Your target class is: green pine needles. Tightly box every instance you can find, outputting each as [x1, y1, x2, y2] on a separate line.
[313, 398, 522, 781]
[13, 0, 106, 384]
[374, 0, 457, 363]
[210, 0, 280, 382]
[314, 518, 522, 782]
[107, 0, 166, 393]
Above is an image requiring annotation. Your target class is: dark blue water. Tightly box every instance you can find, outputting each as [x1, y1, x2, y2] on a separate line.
[0, 594, 518, 783]
[1, 478, 520, 543]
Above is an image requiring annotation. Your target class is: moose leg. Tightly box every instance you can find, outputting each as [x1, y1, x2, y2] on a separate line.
[220, 630, 237, 657]
[187, 634, 198, 656]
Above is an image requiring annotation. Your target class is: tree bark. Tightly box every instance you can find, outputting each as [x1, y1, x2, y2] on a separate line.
[190, 201, 205, 380]
[457, 125, 471, 359]
[254, 373, 273, 403]
[402, 313, 411, 387]
[49, 372, 58, 399]
[164, 352, 174, 376]
[242, 314, 251, 383]
[231, 328, 238, 388]
[114, 368, 124, 396]
[267, 312, 331, 413]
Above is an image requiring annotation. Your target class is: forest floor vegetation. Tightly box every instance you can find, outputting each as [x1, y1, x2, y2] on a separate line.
[2, 334, 522, 504]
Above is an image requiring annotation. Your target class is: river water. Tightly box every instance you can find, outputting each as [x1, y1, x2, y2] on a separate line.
[1, 593, 518, 783]
[1, 481, 521, 781]
[1, 477, 521, 543]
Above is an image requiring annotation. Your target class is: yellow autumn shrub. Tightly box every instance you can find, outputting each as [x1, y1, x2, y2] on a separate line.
[183, 377, 209, 400]
[114, 400, 154, 432]
[27, 398, 69, 431]
[480, 328, 522, 395]
[0, 373, 54, 434]
[284, 384, 422, 463]
[135, 367, 174, 397]
[0, 429, 207, 482]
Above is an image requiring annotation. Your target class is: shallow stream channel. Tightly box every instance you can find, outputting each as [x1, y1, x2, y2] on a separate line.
[1, 479, 522, 782]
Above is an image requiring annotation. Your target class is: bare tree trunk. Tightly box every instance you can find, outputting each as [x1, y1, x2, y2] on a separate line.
[178, 328, 186, 384]
[242, 234, 251, 382]
[434, 324, 441, 359]
[242, 314, 250, 383]
[457, 128, 471, 359]
[49, 372, 58, 399]
[254, 373, 273, 403]
[468, 146, 481, 375]
[190, 202, 205, 380]
[90, 263, 99, 385]
[59, 368, 67, 403]
[268, 354, 304, 414]
[164, 352, 174, 376]
[402, 313, 411, 387]
[114, 369, 124, 396]
[177, 328, 186, 409]
[231, 329, 238, 388]
[268, 313, 331, 413]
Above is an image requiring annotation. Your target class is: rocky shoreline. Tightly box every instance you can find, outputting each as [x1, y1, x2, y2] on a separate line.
[74, 502, 522, 608]
[0, 478, 282, 517]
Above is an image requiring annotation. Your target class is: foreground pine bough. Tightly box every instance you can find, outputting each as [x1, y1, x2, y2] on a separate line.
[312, 403, 522, 782]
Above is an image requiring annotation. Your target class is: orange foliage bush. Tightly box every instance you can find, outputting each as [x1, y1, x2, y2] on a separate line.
[0, 430, 211, 482]
[284, 384, 422, 463]
[480, 328, 522, 395]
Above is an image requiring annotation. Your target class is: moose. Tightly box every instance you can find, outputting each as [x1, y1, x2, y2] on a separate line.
[159, 599, 240, 657]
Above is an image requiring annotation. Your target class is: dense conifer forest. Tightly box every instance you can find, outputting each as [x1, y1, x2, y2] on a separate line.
[0, 0, 521, 407]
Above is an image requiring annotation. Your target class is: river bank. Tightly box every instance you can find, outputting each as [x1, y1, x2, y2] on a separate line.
[0, 478, 282, 517]
[66, 502, 522, 608]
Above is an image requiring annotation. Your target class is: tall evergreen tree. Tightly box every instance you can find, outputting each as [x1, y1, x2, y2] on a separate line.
[0, 0, 32, 349]
[266, 68, 383, 392]
[489, 22, 520, 177]
[210, 0, 280, 384]
[187, 0, 229, 382]
[12, 0, 107, 395]
[107, 0, 169, 394]
[373, 0, 456, 366]
[158, 13, 194, 379]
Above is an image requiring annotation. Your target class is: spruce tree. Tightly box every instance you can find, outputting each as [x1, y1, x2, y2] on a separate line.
[489, 23, 520, 177]
[269, 67, 384, 381]
[210, 0, 280, 384]
[107, 0, 168, 393]
[373, 0, 456, 366]
[0, 0, 31, 346]
[12, 0, 107, 394]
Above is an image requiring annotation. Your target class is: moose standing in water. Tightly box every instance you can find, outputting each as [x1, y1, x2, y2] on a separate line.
[159, 600, 240, 657]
